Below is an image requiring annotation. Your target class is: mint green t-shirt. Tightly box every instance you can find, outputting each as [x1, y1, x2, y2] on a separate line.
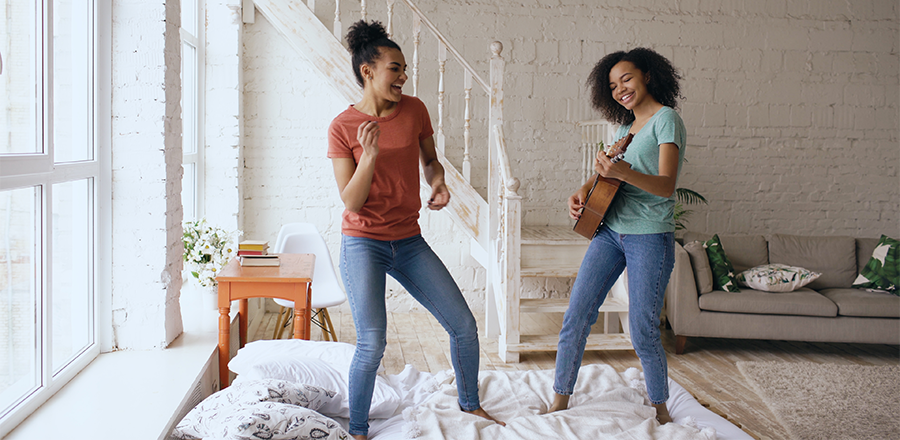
[603, 106, 686, 235]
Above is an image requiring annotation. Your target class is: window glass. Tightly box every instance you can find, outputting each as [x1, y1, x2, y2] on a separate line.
[0, 1, 39, 155]
[182, 163, 196, 222]
[182, 42, 197, 155]
[0, 187, 38, 416]
[53, 0, 92, 163]
[181, 0, 197, 37]
[50, 179, 92, 374]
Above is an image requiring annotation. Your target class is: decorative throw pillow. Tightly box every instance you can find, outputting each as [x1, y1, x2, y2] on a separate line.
[704, 234, 740, 292]
[737, 264, 822, 293]
[231, 355, 401, 419]
[852, 235, 899, 294]
[172, 379, 343, 440]
[226, 402, 350, 440]
[176, 401, 350, 440]
[683, 241, 714, 294]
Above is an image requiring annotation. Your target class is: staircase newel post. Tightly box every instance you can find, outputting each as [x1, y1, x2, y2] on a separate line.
[487, 41, 517, 362]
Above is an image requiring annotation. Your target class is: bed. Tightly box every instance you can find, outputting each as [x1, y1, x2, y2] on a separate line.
[171, 339, 753, 440]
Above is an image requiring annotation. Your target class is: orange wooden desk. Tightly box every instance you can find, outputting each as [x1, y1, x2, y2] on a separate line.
[215, 253, 315, 387]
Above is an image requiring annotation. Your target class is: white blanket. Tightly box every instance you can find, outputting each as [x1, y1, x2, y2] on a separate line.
[402, 365, 717, 440]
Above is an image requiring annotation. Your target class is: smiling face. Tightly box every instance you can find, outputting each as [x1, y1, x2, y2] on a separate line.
[361, 47, 407, 103]
[608, 60, 650, 111]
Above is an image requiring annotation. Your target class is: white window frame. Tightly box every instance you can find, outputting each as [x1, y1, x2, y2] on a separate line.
[0, 1, 109, 435]
[181, 0, 205, 222]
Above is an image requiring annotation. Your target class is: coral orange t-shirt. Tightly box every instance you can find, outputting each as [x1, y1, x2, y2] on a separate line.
[327, 95, 434, 240]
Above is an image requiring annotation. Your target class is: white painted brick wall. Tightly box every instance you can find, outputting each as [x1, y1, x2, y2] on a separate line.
[241, 0, 899, 312]
[111, 0, 184, 349]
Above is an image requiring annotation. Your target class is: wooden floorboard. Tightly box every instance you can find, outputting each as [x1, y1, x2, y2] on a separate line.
[248, 311, 899, 440]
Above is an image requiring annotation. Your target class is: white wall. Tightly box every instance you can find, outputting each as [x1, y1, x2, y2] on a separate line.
[110, 0, 184, 349]
[240, 0, 899, 312]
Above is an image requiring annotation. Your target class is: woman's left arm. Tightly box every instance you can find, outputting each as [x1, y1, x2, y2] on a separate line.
[595, 143, 679, 198]
[419, 135, 450, 210]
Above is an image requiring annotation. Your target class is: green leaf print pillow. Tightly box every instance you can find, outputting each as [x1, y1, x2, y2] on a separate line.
[705, 234, 741, 292]
[852, 235, 899, 294]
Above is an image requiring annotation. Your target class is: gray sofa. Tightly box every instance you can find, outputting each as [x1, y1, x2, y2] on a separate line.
[667, 232, 900, 354]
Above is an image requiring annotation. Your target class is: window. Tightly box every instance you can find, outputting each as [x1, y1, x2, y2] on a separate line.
[0, 1, 103, 435]
[181, 0, 204, 222]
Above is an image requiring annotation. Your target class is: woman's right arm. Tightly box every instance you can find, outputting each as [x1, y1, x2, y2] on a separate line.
[333, 121, 380, 213]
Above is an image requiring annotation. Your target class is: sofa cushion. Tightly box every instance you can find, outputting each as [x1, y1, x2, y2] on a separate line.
[767, 234, 857, 290]
[705, 235, 740, 292]
[737, 264, 821, 293]
[698, 287, 838, 317]
[852, 234, 899, 294]
[683, 232, 768, 273]
[819, 288, 900, 318]
[683, 241, 714, 294]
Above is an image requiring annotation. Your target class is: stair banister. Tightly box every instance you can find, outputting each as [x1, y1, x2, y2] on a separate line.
[436, 41, 447, 154]
[394, 0, 490, 94]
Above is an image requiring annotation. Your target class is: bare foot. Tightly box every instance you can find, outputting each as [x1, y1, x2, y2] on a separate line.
[652, 402, 672, 424]
[548, 393, 570, 413]
[464, 407, 506, 426]
[351, 435, 367, 440]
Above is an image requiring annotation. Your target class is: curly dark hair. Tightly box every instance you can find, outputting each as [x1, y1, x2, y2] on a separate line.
[587, 47, 682, 125]
[346, 20, 402, 88]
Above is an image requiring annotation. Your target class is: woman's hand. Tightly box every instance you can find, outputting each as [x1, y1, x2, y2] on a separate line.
[594, 150, 631, 180]
[357, 121, 380, 159]
[427, 182, 451, 210]
[568, 187, 588, 220]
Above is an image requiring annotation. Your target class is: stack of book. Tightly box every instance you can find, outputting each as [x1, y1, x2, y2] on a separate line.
[238, 240, 280, 267]
[237, 240, 269, 256]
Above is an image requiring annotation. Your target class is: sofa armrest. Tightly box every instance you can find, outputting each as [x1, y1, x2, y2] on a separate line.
[667, 242, 703, 337]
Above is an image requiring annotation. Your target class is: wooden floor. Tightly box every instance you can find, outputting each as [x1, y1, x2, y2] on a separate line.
[250, 310, 900, 440]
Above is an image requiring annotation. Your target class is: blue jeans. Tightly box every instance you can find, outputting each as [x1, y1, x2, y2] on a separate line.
[340, 234, 481, 436]
[554, 225, 674, 404]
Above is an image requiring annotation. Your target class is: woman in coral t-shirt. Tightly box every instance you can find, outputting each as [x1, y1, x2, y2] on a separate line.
[327, 20, 503, 439]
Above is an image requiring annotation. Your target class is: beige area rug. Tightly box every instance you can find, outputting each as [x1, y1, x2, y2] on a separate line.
[737, 361, 900, 440]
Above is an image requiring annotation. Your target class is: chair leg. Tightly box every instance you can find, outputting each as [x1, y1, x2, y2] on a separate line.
[275, 307, 292, 340]
[272, 306, 286, 339]
[321, 308, 338, 342]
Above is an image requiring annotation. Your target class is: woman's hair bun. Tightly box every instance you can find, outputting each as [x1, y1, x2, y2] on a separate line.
[346, 20, 390, 53]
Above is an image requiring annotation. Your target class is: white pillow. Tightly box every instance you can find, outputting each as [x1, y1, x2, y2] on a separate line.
[231, 355, 401, 419]
[228, 339, 383, 375]
[172, 379, 343, 439]
[177, 401, 350, 440]
[737, 264, 822, 293]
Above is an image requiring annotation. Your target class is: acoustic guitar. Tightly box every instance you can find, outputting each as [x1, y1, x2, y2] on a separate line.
[572, 132, 634, 240]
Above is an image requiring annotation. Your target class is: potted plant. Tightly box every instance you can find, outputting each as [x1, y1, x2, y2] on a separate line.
[674, 188, 707, 231]
[183, 219, 240, 309]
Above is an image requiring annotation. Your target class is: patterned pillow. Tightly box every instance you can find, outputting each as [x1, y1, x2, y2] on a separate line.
[737, 264, 822, 293]
[225, 402, 350, 440]
[705, 234, 740, 292]
[172, 379, 343, 440]
[852, 235, 899, 294]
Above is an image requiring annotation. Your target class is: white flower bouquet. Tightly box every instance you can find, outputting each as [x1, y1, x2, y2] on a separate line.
[183, 219, 241, 287]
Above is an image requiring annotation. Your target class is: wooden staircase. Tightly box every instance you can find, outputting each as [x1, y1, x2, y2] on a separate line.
[248, 0, 633, 363]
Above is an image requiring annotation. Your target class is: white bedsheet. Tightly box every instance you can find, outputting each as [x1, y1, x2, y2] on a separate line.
[333, 365, 752, 440]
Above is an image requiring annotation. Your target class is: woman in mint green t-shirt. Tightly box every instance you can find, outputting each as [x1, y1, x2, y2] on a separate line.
[549, 47, 686, 424]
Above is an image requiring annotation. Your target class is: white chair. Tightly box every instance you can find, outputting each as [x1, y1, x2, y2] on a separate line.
[273, 222, 319, 256]
[271, 225, 346, 341]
